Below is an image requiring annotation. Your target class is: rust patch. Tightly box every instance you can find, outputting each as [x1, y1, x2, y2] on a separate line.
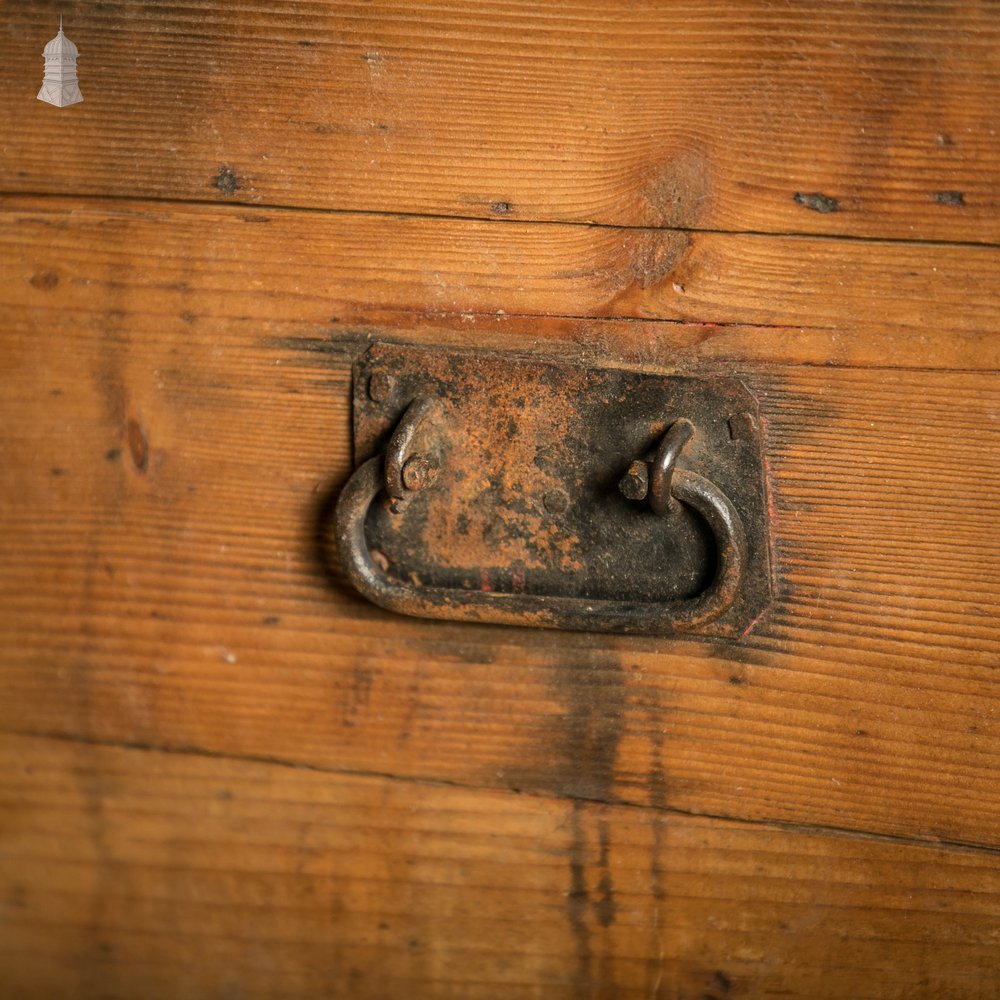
[360, 350, 592, 580]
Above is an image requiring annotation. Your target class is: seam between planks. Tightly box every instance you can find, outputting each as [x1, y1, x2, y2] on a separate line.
[7, 726, 1000, 861]
[4, 189, 1000, 254]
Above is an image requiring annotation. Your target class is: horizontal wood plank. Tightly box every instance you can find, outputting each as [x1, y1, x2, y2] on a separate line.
[1, 201, 998, 850]
[2, 732, 999, 1000]
[7, 4, 1000, 992]
[1, 196, 998, 367]
[2, 2, 999, 242]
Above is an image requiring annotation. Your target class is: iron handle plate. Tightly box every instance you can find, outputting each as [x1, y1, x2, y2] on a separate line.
[332, 343, 773, 637]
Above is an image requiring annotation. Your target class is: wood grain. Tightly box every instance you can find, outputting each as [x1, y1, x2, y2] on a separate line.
[2, 2, 999, 242]
[2, 196, 998, 366]
[2, 731, 999, 1000]
[1, 202, 998, 855]
[4, 2, 1000, 994]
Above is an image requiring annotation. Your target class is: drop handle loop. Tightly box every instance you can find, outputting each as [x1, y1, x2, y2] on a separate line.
[335, 406, 747, 634]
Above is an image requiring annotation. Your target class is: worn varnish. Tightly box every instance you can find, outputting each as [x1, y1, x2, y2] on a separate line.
[2, 2, 1000, 997]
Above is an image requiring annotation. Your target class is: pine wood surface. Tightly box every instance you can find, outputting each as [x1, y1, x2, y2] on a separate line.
[3, 203, 1000, 1000]
[2, 198, 998, 848]
[2, 2, 999, 242]
[2, 2, 1000, 996]
[2, 195, 999, 361]
[3, 732, 1000, 1000]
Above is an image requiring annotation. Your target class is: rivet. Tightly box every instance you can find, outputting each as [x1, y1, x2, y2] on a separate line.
[368, 372, 394, 402]
[618, 460, 649, 501]
[728, 412, 758, 442]
[402, 454, 439, 492]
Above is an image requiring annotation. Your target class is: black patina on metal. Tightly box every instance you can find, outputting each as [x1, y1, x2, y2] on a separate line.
[335, 342, 773, 637]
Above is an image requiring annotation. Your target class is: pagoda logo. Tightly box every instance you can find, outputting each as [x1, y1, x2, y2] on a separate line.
[38, 18, 83, 107]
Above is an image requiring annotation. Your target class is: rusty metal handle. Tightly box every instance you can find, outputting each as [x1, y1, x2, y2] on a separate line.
[335, 454, 746, 635]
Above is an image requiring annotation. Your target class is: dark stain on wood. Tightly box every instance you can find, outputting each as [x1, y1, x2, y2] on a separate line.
[704, 968, 734, 997]
[498, 651, 627, 987]
[342, 664, 375, 728]
[500, 650, 627, 800]
[595, 817, 616, 928]
[213, 166, 240, 197]
[934, 190, 965, 206]
[29, 268, 59, 290]
[261, 330, 373, 367]
[566, 801, 591, 991]
[6, 884, 27, 910]
[647, 712, 668, 813]
[643, 676, 670, 984]
[548, 653, 626, 802]
[793, 192, 839, 213]
[127, 418, 149, 473]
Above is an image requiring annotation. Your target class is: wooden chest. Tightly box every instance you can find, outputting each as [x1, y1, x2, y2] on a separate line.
[1, 3, 998, 997]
